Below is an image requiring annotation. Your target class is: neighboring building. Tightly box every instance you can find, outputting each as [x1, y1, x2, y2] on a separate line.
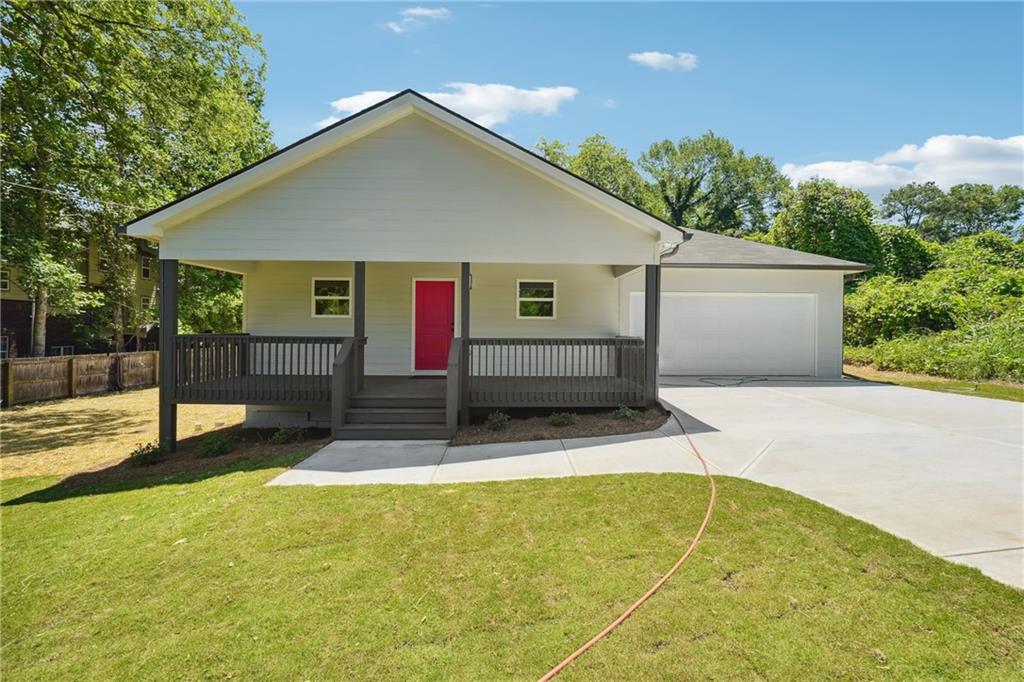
[0, 239, 159, 358]
[120, 90, 866, 449]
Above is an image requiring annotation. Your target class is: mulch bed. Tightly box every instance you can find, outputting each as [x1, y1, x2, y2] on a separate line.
[451, 406, 669, 446]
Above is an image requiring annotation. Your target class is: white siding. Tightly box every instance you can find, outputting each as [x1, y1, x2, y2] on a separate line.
[244, 261, 620, 376]
[160, 114, 659, 265]
[619, 267, 845, 378]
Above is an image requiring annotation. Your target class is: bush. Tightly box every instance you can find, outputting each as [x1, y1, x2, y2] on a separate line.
[549, 412, 577, 427]
[874, 224, 936, 279]
[485, 411, 511, 431]
[270, 427, 308, 445]
[197, 432, 235, 459]
[128, 442, 167, 467]
[612, 405, 638, 421]
[847, 308, 1024, 382]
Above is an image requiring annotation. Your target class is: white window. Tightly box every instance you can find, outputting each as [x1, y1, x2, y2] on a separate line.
[0, 268, 9, 291]
[516, 280, 556, 319]
[140, 295, 152, 309]
[98, 254, 111, 272]
[141, 256, 152, 279]
[311, 278, 352, 318]
[0, 336, 8, 359]
[51, 345, 74, 356]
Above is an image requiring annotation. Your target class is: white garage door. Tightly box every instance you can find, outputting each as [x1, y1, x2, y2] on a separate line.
[630, 292, 817, 376]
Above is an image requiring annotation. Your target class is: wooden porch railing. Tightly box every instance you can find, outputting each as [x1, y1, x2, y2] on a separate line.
[467, 337, 646, 408]
[330, 337, 367, 432]
[173, 334, 352, 404]
[445, 338, 463, 435]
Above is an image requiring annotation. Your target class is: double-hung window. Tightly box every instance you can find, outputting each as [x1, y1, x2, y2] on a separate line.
[311, 278, 352, 317]
[516, 280, 556, 319]
[141, 256, 153, 279]
[0, 268, 9, 291]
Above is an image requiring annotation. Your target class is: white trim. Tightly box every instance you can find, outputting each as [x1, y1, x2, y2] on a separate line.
[515, 278, 557, 320]
[0, 268, 8, 291]
[410, 277, 458, 375]
[310, 277, 353, 318]
[141, 255, 153, 280]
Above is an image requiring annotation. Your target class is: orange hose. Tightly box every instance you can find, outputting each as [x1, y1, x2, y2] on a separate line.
[537, 427, 717, 681]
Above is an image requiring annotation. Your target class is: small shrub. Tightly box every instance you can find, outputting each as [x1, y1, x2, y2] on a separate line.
[270, 427, 308, 445]
[485, 411, 511, 431]
[549, 412, 577, 427]
[612, 405, 638, 421]
[197, 432, 235, 459]
[128, 442, 167, 467]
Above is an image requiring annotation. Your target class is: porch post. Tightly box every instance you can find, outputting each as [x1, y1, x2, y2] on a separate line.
[158, 259, 178, 452]
[644, 264, 661, 405]
[353, 261, 366, 338]
[353, 261, 366, 390]
[459, 262, 471, 425]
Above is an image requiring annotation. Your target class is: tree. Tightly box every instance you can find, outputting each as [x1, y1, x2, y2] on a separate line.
[768, 179, 882, 268]
[938, 184, 1024, 241]
[1, 0, 273, 353]
[879, 181, 944, 232]
[638, 131, 789, 233]
[177, 266, 244, 334]
[536, 135, 654, 211]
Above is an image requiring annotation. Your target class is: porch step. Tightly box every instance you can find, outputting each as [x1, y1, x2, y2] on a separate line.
[345, 407, 446, 424]
[350, 396, 446, 409]
[333, 423, 451, 440]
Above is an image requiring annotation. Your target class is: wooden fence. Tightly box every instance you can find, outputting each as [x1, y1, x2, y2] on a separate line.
[1, 351, 158, 406]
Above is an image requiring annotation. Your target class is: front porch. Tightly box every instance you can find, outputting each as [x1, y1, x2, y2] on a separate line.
[157, 260, 661, 448]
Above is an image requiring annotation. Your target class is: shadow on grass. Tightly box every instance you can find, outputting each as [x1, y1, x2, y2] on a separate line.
[2, 427, 331, 507]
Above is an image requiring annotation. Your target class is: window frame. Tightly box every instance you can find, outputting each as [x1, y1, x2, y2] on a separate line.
[0, 268, 9, 291]
[0, 335, 8, 359]
[515, 279, 557, 320]
[140, 295, 152, 309]
[310, 277, 353, 319]
[141, 256, 153, 280]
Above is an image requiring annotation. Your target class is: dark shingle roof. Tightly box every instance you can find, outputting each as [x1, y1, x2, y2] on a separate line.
[662, 228, 870, 271]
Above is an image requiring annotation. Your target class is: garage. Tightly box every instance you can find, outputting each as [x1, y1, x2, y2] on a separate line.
[619, 228, 869, 378]
[630, 291, 817, 375]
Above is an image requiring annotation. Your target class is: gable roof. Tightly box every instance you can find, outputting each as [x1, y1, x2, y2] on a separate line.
[664, 228, 870, 271]
[120, 89, 682, 241]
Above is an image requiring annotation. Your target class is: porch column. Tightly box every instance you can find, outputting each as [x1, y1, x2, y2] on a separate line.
[353, 261, 366, 391]
[353, 261, 366, 338]
[158, 259, 178, 452]
[460, 262, 471, 424]
[644, 264, 661, 405]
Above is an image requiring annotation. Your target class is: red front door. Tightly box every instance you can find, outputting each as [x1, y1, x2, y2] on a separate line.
[414, 280, 455, 371]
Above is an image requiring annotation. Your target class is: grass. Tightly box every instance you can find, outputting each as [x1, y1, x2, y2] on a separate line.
[844, 364, 1024, 403]
[3, 456, 1022, 679]
[0, 387, 244, 479]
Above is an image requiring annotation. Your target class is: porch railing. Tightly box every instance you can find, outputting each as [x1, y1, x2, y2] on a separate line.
[173, 334, 351, 404]
[445, 338, 463, 435]
[466, 337, 645, 408]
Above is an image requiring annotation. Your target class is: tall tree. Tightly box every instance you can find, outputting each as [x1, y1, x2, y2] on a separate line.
[536, 135, 655, 211]
[879, 181, 944, 232]
[768, 179, 882, 268]
[638, 131, 789, 233]
[1, 0, 273, 354]
[938, 184, 1024, 241]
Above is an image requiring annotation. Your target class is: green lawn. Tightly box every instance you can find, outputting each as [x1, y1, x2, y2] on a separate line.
[3, 450, 1022, 680]
[844, 364, 1024, 402]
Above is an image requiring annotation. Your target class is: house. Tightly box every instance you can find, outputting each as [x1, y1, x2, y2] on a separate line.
[120, 90, 866, 450]
[0, 239, 160, 358]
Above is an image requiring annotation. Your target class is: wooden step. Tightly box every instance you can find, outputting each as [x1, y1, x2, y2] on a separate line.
[350, 396, 445, 409]
[345, 407, 445, 424]
[333, 423, 451, 440]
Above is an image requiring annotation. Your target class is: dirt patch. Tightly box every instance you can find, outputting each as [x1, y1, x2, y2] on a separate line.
[451, 406, 669, 446]
[1, 387, 246, 480]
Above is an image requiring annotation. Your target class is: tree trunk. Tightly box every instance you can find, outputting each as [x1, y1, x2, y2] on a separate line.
[32, 286, 49, 356]
[113, 303, 125, 352]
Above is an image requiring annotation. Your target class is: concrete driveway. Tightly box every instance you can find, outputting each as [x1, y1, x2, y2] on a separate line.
[659, 378, 1023, 588]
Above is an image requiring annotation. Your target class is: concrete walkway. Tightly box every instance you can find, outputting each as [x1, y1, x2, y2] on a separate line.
[267, 417, 703, 486]
[659, 378, 1023, 589]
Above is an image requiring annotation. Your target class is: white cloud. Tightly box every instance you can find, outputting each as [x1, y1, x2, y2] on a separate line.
[322, 83, 579, 128]
[314, 115, 342, 129]
[386, 6, 451, 33]
[628, 51, 698, 72]
[782, 134, 1024, 195]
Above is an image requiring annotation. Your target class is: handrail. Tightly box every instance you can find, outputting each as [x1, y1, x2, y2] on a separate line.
[445, 338, 463, 437]
[331, 338, 359, 433]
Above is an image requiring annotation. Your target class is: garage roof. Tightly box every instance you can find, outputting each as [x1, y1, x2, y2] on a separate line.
[664, 228, 870, 271]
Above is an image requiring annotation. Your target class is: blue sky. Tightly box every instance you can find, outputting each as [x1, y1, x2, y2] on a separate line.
[239, 2, 1023, 196]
